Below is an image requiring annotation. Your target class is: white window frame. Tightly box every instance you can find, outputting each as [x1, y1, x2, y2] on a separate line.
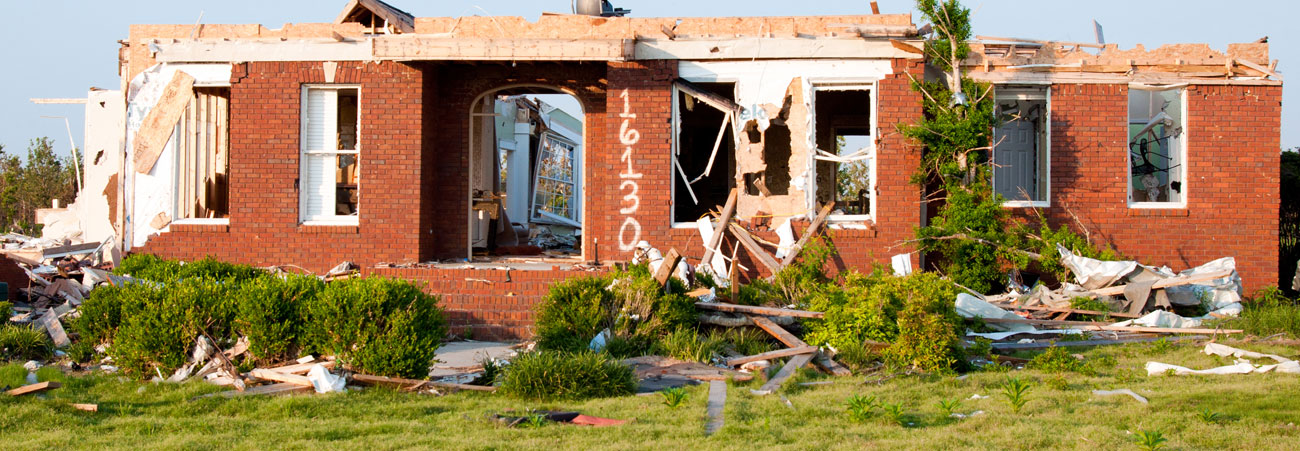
[670, 81, 740, 229]
[531, 131, 581, 225]
[299, 84, 361, 225]
[1126, 87, 1188, 209]
[810, 81, 878, 223]
[992, 85, 1052, 209]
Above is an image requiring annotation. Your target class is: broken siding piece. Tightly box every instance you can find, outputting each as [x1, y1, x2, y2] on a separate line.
[133, 71, 195, 174]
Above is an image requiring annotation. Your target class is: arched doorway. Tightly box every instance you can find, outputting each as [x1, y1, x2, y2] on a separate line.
[466, 85, 587, 261]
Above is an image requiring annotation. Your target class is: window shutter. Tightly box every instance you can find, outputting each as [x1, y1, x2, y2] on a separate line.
[301, 89, 338, 221]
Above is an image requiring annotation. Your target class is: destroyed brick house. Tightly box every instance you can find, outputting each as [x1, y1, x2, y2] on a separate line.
[15, 0, 1283, 340]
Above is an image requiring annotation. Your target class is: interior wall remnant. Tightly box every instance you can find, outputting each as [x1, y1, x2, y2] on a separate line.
[674, 82, 737, 223]
[125, 63, 233, 249]
[78, 89, 127, 255]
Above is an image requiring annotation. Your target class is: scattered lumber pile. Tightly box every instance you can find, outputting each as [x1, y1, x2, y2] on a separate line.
[695, 301, 849, 394]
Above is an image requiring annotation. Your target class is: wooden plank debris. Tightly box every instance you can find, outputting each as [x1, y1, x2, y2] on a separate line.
[1087, 270, 1234, 297]
[699, 189, 740, 273]
[350, 373, 497, 392]
[134, 71, 196, 174]
[991, 334, 1207, 350]
[813, 351, 853, 377]
[728, 223, 781, 274]
[779, 202, 835, 268]
[695, 302, 825, 319]
[726, 346, 818, 367]
[199, 382, 312, 399]
[996, 304, 1141, 319]
[704, 380, 727, 436]
[753, 353, 815, 395]
[71, 403, 98, 412]
[747, 315, 806, 348]
[652, 248, 683, 287]
[266, 360, 336, 375]
[249, 369, 313, 387]
[6, 381, 61, 397]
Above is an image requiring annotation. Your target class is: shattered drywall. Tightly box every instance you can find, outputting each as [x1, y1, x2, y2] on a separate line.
[125, 63, 232, 249]
[677, 60, 891, 220]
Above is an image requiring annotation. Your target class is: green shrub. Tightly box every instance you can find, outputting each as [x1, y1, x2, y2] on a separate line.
[661, 387, 688, 408]
[109, 277, 236, 377]
[1028, 346, 1090, 374]
[652, 327, 726, 363]
[534, 266, 696, 354]
[65, 339, 97, 364]
[0, 324, 52, 361]
[235, 274, 322, 363]
[601, 334, 651, 359]
[498, 350, 636, 400]
[70, 283, 156, 346]
[301, 277, 446, 378]
[711, 327, 777, 357]
[178, 257, 265, 282]
[805, 270, 963, 372]
[115, 253, 182, 282]
[1, 301, 11, 325]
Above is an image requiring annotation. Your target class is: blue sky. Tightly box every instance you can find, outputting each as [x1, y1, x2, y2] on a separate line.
[1, 0, 1292, 156]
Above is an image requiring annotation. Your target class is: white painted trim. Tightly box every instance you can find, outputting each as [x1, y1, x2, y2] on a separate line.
[992, 85, 1052, 208]
[809, 82, 878, 224]
[1126, 88, 1189, 209]
[299, 84, 362, 224]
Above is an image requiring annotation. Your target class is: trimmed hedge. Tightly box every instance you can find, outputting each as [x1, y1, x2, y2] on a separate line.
[498, 350, 636, 400]
[301, 277, 447, 378]
[235, 274, 323, 363]
[534, 265, 696, 355]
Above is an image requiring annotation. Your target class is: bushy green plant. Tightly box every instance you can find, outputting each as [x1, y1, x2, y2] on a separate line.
[1028, 346, 1090, 374]
[846, 394, 878, 422]
[70, 283, 155, 346]
[769, 237, 837, 305]
[1197, 408, 1221, 424]
[65, 339, 96, 364]
[534, 266, 696, 354]
[1001, 376, 1033, 414]
[0, 324, 51, 361]
[498, 350, 636, 400]
[177, 257, 265, 282]
[661, 387, 688, 408]
[1134, 429, 1169, 450]
[883, 301, 962, 373]
[653, 327, 725, 363]
[114, 253, 182, 282]
[235, 274, 323, 363]
[938, 398, 962, 417]
[0, 301, 11, 325]
[601, 334, 651, 359]
[301, 277, 446, 378]
[881, 402, 909, 426]
[711, 327, 776, 357]
[109, 277, 236, 377]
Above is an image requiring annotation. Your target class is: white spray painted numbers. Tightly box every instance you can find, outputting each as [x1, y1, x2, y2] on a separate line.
[617, 89, 643, 252]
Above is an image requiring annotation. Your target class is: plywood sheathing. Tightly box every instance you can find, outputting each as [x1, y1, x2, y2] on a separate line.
[736, 78, 811, 220]
[963, 41, 1277, 83]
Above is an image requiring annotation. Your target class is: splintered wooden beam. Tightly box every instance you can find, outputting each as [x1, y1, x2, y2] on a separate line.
[134, 71, 195, 174]
[1086, 270, 1234, 297]
[696, 302, 824, 319]
[249, 369, 312, 387]
[6, 381, 61, 397]
[726, 346, 818, 367]
[652, 248, 683, 287]
[350, 373, 497, 392]
[747, 315, 807, 348]
[699, 189, 740, 272]
[779, 202, 835, 268]
[753, 353, 816, 395]
[728, 223, 781, 275]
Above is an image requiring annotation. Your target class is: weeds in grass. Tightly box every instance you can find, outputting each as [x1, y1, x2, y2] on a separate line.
[1134, 429, 1169, 450]
[937, 398, 962, 417]
[524, 414, 548, 429]
[1197, 408, 1222, 424]
[653, 328, 726, 363]
[1045, 374, 1069, 391]
[1029, 346, 1090, 374]
[880, 402, 908, 426]
[710, 327, 776, 357]
[846, 394, 878, 422]
[1150, 338, 1175, 353]
[498, 351, 636, 400]
[1001, 376, 1033, 414]
[661, 387, 688, 408]
[0, 324, 52, 361]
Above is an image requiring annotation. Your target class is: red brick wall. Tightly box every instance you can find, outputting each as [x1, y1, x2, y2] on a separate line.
[0, 255, 30, 301]
[138, 60, 427, 272]
[1013, 83, 1281, 291]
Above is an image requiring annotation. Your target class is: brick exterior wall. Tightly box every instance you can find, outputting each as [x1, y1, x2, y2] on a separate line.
[135, 57, 1281, 338]
[1011, 83, 1281, 291]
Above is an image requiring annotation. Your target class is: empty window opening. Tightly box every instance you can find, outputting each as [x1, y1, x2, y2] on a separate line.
[173, 87, 230, 220]
[813, 88, 874, 218]
[673, 81, 737, 223]
[1128, 87, 1185, 205]
[470, 91, 584, 257]
[299, 86, 359, 224]
[993, 86, 1050, 205]
[763, 123, 792, 195]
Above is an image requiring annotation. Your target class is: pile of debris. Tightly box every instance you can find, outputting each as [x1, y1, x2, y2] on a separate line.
[2, 233, 116, 349]
[957, 244, 1247, 354]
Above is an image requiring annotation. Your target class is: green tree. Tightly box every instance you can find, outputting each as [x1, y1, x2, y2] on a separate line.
[0, 138, 80, 235]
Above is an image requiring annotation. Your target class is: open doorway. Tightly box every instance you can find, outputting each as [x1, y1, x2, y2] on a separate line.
[468, 88, 585, 259]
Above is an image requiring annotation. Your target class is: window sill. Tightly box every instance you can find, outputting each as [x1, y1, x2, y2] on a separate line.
[1127, 208, 1189, 217]
[1001, 201, 1049, 209]
[169, 221, 230, 233]
[299, 221, 360, 234]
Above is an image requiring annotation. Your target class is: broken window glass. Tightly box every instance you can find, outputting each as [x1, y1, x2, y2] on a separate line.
[814, 88, 873, 218]
[172, 87, 230, 220]
[532, 135, 578, 222]
[1128, 87, 1185, 205]
[673, 82, 737, 223]
[300, 86, 360, 223]
[993, 86, 1049, 205]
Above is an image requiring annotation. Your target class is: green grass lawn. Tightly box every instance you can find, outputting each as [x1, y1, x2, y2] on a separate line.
[2, 339, 1298, 450]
